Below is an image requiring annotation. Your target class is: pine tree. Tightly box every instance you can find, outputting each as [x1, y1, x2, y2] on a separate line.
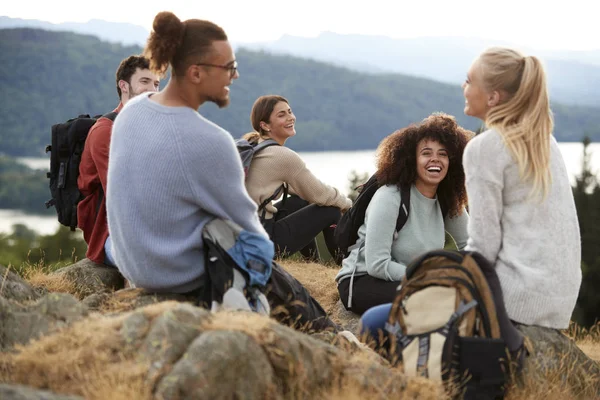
[572, 136, 600, 327]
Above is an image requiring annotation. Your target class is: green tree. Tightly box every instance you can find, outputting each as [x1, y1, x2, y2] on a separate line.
[572, 136, 600, 327]
[0, 224, 86, 274]
[346, 170, 370, 202]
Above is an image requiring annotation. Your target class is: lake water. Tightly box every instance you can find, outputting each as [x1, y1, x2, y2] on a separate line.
[2, 142, 599, 235]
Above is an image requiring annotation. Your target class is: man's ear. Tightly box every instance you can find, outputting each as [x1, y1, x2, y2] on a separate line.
[118, 80, 129, 96]
[187, 64, 204, 84]
[487, 90, 501, 107]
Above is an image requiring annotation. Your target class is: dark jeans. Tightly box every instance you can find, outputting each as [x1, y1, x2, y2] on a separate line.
[264, 194, 343, 263]
[337, 274, 401, 315]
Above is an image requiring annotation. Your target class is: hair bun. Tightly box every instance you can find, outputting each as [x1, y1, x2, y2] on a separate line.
[152, 11, 184, 42]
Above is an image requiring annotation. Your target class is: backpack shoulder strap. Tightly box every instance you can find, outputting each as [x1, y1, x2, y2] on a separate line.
[102, 111, 118, 122]
[253, 139, 280, 154]
[395, 184, 411, 232]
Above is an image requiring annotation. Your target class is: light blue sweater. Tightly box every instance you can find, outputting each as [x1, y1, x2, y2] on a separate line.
[336, 184, 469, 284]
[106, 93, 267, 293]
[463, 129, 581, 329]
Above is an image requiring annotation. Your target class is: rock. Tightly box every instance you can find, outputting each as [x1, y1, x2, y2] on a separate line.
[3, 302, 412, 399]
[0, 293, 88, 351]
[331, 299, 361, 334]
[0, 265, 42, 303]
[51, 258, 125, 297]
[516, 324, 600, 397]
[0, 384, 83, 400]
[81, 292, 111, 310]
[139, 303, 211, 382]
[258, 322, 341, 395]
[156, 330, 276, 400]
[119, 310, 152, 347]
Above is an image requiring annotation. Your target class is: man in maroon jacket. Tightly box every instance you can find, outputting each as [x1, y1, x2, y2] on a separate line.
[77, 55, 160, 266]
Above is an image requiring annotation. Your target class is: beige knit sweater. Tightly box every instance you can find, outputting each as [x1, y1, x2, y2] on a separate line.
[245, 145, 352, 220]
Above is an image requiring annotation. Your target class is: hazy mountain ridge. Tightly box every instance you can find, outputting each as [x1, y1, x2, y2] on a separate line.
[1, 28, 598, 157]
[2, 16, 599, 106]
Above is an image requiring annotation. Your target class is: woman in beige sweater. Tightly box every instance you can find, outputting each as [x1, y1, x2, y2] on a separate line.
[243, 95, 352, 262]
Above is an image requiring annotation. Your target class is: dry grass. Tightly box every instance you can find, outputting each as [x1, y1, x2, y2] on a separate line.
[565, 320, 600, 362]
[25, 268, 77, 295]
[0, 301, 435, 400]
[279, 259, 358, 328]
[10, 259, 80, 297]
[280, 260, 340, 310]
[2, 258, 598, 399]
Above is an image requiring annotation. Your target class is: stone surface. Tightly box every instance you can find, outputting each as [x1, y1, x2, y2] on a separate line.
[0, 293, 88, 351]
[51, 258, 125, 297]
[331, 299, 361, 334]
[0, 384, 83, 400]
[140, 303, 211, 382]
[0, 265, 43, 303]
[156, 330, 276, 400]
[516, 324, 600, 397]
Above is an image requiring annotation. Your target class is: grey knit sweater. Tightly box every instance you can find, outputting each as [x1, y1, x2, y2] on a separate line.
[107, 93, 267, 293]
[336, 184, 469, 283]
[463, 128, 581, 329]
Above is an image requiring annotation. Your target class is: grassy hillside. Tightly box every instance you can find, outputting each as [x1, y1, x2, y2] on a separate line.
[1, 28, 599, 157]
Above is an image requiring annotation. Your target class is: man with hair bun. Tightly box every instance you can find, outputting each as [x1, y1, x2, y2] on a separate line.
[107, 11, 338, 332]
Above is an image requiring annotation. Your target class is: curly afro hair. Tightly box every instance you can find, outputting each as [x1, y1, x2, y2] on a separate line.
[375, 113, 474, 217]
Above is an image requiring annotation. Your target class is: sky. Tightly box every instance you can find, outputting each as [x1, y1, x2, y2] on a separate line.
[3, 0, 599, 51]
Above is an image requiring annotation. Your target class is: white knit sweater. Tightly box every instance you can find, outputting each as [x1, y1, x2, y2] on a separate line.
[463, 128, 581, 329]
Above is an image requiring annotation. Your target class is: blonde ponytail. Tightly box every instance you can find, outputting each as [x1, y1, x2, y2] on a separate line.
[480, 47, 553, 200]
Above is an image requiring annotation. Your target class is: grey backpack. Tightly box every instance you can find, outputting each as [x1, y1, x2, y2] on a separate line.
[235, 138, 288, 220]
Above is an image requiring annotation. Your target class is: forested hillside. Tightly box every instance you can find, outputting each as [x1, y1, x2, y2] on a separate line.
[1, 28, 599, 156]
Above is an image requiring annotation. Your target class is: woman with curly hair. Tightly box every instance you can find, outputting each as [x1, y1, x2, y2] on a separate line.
[242, 95, 352, 262]
[335, 113, 474, 315]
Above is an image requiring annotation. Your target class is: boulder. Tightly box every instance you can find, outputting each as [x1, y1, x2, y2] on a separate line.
[515, 324, 600, 398]
[0, 384, 83, 400]
[331, 299, 361, 334]
[155, 330, 276, 400]
[0, 293, 88, 351]
[51, 258, 125, 297]
[0, 265, 43, 303]
[3, 302, 413, 399]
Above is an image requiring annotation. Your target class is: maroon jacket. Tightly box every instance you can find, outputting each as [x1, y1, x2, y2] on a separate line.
[77, 103, 122, 263]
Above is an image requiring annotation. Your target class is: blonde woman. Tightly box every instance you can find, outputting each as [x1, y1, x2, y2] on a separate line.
[461, 47, 581, 329]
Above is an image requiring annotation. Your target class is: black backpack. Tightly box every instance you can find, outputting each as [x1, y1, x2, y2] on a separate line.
[334, 174, 449, 259]
[45, 112, 117, 231]
[235, 138, 288, 220]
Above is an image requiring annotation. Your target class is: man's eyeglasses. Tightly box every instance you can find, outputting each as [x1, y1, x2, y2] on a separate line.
[195, 60, 238, 78]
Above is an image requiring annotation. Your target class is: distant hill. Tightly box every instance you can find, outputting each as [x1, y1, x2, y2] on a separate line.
[0, 28, 598, 157]
[0, 16, 149, 46]
[242, 32, 600, 107]
[3, 17, 599, 106]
